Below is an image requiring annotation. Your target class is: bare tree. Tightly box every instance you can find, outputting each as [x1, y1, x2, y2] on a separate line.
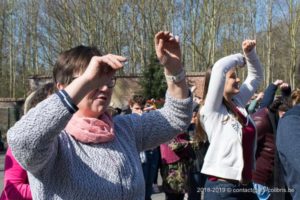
[0, 0, 300, 98]
[276, 0, 300, 88]
[266, 0, 274, 86]
[287, 0, 300, 88]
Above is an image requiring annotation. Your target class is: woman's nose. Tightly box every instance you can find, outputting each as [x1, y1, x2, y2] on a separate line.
[98, 84, 109, 91]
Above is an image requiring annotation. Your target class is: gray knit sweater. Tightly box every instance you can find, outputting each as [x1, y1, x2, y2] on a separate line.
[7, 92, 192, 200]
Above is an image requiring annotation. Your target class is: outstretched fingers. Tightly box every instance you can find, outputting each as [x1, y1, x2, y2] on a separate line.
[93, 54, 127, 72]
[155, 31, 164, 47]
[83, 54, 126, 81]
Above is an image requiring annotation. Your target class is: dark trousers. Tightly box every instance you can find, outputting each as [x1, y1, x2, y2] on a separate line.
[204, 179, 258, 200]
[142, 148, 160, 200]
[187, 171, 206, 200]
[165, 192, 185, 200]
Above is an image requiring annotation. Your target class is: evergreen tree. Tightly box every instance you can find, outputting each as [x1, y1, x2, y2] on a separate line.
[139, 53, 167, 100]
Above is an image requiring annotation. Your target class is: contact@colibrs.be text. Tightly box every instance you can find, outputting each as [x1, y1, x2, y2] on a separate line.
[197, 187, 295, 193]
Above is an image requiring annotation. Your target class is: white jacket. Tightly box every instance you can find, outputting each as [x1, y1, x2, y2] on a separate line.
[200, 49, 263, 181]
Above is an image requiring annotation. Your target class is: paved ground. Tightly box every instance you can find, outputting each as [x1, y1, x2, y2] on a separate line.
[0, 151, 166, 199]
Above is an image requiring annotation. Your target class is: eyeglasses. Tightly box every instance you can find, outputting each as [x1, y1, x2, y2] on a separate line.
[72, 76, 116, 88]
[108, 77, 116, 88]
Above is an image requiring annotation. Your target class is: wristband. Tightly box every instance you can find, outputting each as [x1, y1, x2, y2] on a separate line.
[165, 69, 186, 83]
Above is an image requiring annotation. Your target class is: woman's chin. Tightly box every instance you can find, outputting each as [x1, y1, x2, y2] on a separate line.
[234, 89, 240, 94]
[85, 106, 106, 118]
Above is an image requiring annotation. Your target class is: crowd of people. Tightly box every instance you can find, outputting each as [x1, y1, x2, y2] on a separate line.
[0, 30, 300, 200]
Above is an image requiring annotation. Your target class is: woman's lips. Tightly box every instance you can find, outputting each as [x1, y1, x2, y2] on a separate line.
[95, 95, 107, 101]
[233, 83, 239, 89]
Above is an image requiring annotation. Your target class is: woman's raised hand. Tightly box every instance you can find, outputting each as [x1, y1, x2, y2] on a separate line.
[155, 31, 182, 74]
[81, 54, 127, 89]
[242, 40, 256, 54]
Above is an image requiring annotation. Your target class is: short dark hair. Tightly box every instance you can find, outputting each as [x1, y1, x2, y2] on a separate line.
[128, 95, 146, 107]
[269, 96, 292, 113]
[53, 45, 102, 85]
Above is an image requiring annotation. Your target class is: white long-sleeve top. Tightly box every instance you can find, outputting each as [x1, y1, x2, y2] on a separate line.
[200, 48, 263, 181]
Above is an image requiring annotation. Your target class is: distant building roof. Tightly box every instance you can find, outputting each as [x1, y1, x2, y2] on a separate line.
[111, 73, 206, 108]
[27, 73, 207, 108]
[28, 75, 52, 91]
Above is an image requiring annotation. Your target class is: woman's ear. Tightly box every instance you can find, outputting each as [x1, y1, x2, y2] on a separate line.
[56, 82, 65, 90]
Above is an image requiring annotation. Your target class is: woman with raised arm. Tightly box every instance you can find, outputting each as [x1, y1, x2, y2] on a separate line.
[6, 31, 192, 200]
[200, 40, 263, 200]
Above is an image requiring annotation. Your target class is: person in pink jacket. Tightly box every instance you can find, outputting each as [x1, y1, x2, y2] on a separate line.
[0, 148, 32, 200]
[0, 82, 55, 200]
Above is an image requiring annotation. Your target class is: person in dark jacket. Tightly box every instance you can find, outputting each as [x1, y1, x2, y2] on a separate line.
[260, 80, 291, 109]
[277, 102, 300, 200]
[251, 79, 292, 200]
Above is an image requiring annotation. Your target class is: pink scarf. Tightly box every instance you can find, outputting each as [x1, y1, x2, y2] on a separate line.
[65, 112, 115, 144]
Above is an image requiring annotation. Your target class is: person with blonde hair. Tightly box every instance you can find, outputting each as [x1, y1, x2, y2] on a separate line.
[200, 39, 263, 199]
[291, 88, 300, 106]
